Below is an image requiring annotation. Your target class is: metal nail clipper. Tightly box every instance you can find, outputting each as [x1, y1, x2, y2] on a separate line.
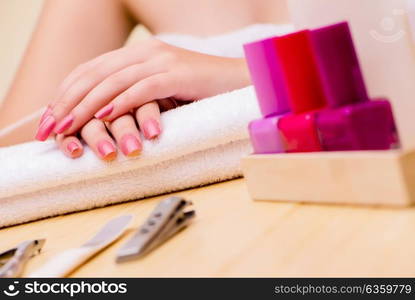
[0, 239, 45, 278]
[116, 196, 195, 262]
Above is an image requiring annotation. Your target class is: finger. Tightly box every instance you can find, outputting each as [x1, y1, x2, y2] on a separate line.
[53, 59, 101, 107]
[49, 38, 168, 109]
[80, 119, 117, 161]
[50, 48, 130, 110]
[135, 101, 162, 139]
[54, 61, 161, 135]
[39, 56, 105, 124]
[38, 49, 140, 140]
[95, 73, 175, 122]
[37, 40, 170, 141]
[49, 41, 165, 120]
[107, 114, 142, 157]
[55, 134, 83, 159]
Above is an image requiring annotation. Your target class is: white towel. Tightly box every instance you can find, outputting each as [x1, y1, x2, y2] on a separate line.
[0, 24, 293, 227]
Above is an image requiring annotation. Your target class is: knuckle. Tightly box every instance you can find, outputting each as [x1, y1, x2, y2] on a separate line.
[149, 38, 163, 48]
[143, 77, 163, 91]
[160, 51, 178, 65]
[148, 38, 170, 53]
[85, 66, 102, 80]
[106, 72, 127, 88]
[53, 100, 72, 114]
[123, 90, 138, 104]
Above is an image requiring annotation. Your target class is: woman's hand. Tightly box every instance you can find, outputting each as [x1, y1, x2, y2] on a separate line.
[55, 98, 180, 160]
[56, 100, 169, 160]
[35, 39, 250, 141]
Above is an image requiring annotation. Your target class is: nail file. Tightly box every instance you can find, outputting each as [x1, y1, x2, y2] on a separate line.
[29, 215, 132, 278]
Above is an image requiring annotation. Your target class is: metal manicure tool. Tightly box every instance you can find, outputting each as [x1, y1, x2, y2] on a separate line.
[116, 197, 195, 262]
[29, 215, 132, 277]
[0, 239, 46, 278]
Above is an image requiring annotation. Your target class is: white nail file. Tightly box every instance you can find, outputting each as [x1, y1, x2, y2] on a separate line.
[28, 215, 132, 278]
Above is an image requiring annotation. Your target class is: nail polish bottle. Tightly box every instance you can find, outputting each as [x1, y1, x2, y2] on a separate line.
[274, 30, 328, 152]
[278, 22, 398, 152]
[248, 115, 287, 154]
[310, 22, 369, 107]
[246, 29, 329, 154]
[310, 23, 398, 151]
[316, 99, 398, 151]
[244, 36, 291, 154]
[272, 30, 327, 114]
[243, 37, 290, 117]
[277, 111, 322, 152]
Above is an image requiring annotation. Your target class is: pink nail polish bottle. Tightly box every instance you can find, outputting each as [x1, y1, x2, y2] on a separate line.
[248, 116, 287, 154]
[243, 37, 290, 117]
[244, 36, 291, 153]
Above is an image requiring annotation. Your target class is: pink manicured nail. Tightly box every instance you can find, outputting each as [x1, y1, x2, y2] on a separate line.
[39, 107, 52, 125]
[54, 114, 74, 134]
[120, 134, 142, 157]
[97, 140, 116, 160]
[35, 115, 56, 141]
[95, 104, 113, 119]
[142, 119, 161, 139]
[67, 141, 81, 155]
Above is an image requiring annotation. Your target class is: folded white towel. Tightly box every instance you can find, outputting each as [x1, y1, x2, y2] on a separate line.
[0, 140, 251, 227]
[0, 86, 259, 227]
[0, 24, 293, 227]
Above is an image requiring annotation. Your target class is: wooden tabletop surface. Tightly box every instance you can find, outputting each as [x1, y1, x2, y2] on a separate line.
[1, 178, 414, 277]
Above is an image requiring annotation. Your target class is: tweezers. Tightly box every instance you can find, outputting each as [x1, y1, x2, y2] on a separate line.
[0, 239, 45, 278]
[116, 196, 195, 262]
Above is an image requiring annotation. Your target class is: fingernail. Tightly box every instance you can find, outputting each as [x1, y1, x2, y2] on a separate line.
[142, 119, 161, 139]
[120, 134, 142, 157]
[35, 115, 56, 141]
[97, 140, 116, 160]
[67, 141, 81, 155]
[39, 107, 52, 125]
[95, 104, 113, 120]
[54, 114, 74, 134]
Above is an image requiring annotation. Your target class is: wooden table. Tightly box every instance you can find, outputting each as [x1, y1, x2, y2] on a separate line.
[1, 178, 414, 277]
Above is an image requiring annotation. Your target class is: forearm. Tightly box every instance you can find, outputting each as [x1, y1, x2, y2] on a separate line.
[0, 0, 135, 145]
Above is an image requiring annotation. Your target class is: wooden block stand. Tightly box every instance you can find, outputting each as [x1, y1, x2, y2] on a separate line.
[241, 0, 415, 206]
[242, 150, 415, 206]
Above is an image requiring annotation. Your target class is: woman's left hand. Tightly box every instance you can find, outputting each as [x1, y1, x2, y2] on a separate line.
[35, 39, 250, 141]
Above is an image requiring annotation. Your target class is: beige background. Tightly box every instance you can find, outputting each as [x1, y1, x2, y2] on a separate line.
[0, 0, 44, 104]
[0, 0, 149, 106]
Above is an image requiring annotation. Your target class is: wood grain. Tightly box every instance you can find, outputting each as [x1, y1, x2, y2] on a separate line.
[1, 179, 415, 277]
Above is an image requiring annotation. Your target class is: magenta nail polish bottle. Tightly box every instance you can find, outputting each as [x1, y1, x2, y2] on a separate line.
[243, 37, 290, 117]
[316, 100, 398, 151]
[278, 22, 398, 152]
[309, 22, 398, 151]
[310, 22, 369, 107]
